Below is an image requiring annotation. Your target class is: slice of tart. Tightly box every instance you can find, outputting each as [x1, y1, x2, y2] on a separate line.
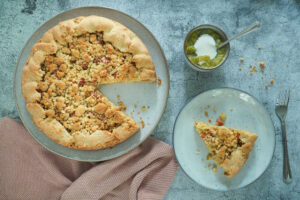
[194, 121, 258, 178]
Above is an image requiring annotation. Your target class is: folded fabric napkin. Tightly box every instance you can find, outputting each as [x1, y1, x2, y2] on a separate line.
[0, 118, 178, 200]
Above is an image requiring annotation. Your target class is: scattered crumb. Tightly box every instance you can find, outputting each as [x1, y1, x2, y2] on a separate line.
[204, 111, 208, 117]
[212, 165, 217, 174]
[157, 77, 162, 86]
[209, 119, 212, 123]
[213, 107, 217, 112]
[118, 101, 126, 111]
[207, 153, 212, 160]
[147, 106, 150, 109]
[239, 66, 242, 71]
[259, 62, 265, 67]
[141, 106, 146, 111]
[117, 94, 120, 99]
[195, 149, 200, 154]
[140, 120, 145, 128]
[134, 104, 137, 108]
[137, 112, 140, 114]
[208, 164, 212, 169]
[265, 84, 269, 89]
[230, 107, 234, 111]
[201, 159, 204, 162]
[219, 112, 227, 121]
[130, 111, 133, 115]
[240, 57, 244, 62]
[250, 65, 258, 72]
[270, 79, 274, 84]
[250, 71, 253, 75]
[207, 105, 210, 108]
[258, 45, 262, 49]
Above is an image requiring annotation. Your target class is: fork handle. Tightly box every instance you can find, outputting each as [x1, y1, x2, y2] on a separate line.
[281, 121, 292, 184]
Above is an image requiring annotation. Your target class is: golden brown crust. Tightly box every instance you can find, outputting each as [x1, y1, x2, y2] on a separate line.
[22, 16, 155, 150]
[194, 122, 258, 178]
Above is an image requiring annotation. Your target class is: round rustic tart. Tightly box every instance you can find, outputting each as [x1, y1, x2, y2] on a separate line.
[21, 16, 156, 150]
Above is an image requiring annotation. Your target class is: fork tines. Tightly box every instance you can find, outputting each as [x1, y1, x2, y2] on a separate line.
[277, 89, 290, 106]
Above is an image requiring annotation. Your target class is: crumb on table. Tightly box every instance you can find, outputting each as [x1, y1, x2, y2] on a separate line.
[117, 94, 120, 99]
[258, 45, 262, 49]
[230, 107, 234, 111]
[134, 104, 137, 108]
[240, 57, 244, 62]
[141, 106, 146, 111]
[195, 149, 200, 154]
[147, 106, 150, 109]
[250, 65, 258, 73]
[259, 61, 265, 67]
[265, 84, 269, 89]
[209, 119, 212, 123]
[270, 79, 274, 84]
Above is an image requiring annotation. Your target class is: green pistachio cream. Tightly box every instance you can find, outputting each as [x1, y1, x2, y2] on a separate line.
[185, 29, 227, 68]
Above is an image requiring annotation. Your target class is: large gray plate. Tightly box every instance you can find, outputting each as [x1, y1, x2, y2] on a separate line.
[14, 7, 169, 161]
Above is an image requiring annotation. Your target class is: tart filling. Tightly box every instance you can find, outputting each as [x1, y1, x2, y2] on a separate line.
[38, 32, 139, 136]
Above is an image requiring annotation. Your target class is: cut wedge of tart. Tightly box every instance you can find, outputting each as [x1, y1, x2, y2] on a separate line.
[194, 122, 258, 178]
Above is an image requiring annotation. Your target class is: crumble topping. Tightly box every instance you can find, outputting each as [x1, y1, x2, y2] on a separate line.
[195, 122, 246, 164]
[37, 31, 139, 136]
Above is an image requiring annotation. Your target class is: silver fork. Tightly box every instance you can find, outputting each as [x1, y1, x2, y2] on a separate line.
[275, 89, 292, 184]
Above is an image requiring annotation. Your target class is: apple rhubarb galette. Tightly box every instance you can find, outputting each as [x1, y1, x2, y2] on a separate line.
[22, 16, 156, 150]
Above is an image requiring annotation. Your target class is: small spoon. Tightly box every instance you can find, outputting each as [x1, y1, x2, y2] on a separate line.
[217, 21, 260, 50]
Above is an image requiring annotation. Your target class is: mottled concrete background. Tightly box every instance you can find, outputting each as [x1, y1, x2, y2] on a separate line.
[0, 0, 299, 199]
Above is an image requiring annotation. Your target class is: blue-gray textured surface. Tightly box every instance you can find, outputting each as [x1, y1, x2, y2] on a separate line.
[0, 0, 299, 199]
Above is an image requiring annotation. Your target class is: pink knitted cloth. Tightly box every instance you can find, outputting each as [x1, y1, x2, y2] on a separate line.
[0, 118, 177, 200]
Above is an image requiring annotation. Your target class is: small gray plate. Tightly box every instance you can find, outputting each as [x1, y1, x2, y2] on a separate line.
[173, 88, 275, 191]
[14, 7, 169, 162]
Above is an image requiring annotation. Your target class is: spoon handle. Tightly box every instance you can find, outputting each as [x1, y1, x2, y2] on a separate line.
[217, 21, 260, 49]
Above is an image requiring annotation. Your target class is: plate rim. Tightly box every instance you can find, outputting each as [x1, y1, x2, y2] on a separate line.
[172, 87, 276, 191]
[13, 6, 170, 162]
